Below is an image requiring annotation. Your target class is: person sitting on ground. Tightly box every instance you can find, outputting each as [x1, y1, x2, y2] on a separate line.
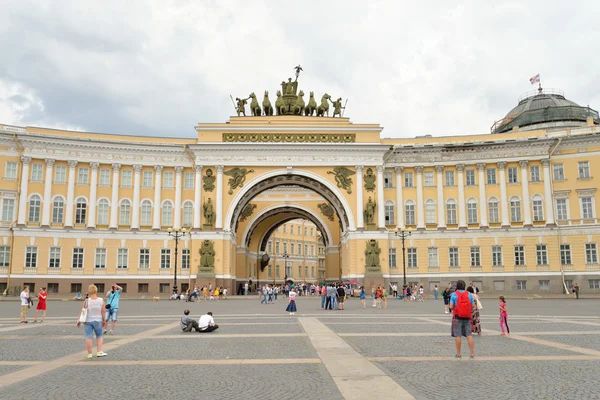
[74, 292, 83, 301]
[181, 309, 201, 332]
[170, 292, 179, 300]
[198, 311, 219, 333]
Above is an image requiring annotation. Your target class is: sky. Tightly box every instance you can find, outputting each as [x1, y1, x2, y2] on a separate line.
[0, 1, 598, 139]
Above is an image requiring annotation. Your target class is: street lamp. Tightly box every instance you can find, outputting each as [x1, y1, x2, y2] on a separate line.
[167, 227, 188, 294]
[394, 228, 411, 289]
[283, 252, 290, 282]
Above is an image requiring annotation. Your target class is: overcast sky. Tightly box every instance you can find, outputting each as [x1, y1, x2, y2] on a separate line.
[0, 1, 598, 139]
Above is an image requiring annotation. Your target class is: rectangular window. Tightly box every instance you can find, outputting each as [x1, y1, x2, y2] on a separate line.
[488, 200, 499, 223]
[405, 203, 415, 225]
[585, 243, 598, 264]
[160, 249, 171, 268]
[448, 247, 459, 267]
[143, 171, 153, 187]
[139, 248, 150, 268]
[71, 283, 82, 294]
[465, 169, 476, 186]
[283, 242, 288, 254]
[78, 167, 89, 184]
[492, 246, 503, 266]
[163, 172, 174, 188]
[486, 168, 497, 185]
[117, 248, 128, 269]
[94, 248, 106, 269]
[25, 246, 38, 268]
[138, 283, 149, 293]
[94, 283, 105, 294]
[276, 264, 280, 277]
[47, 283, 59, 293]
[508, 167, 518, 183]
[385, 202, 395, 224]
[267, 265, 272, 277]
[72, 247, 84, 269]
[5, 161, 17, 179]
[159, 283, 170, 293]
[117, 283, 127, 293]
[556, 199, 568, 220]
[581, 196, 594, 219]
[383, 172, 393, 188]
[470, 246, 480, 267]
[467, 202, 478, 224]
[539, 280, 550, 291]
[184, 172, 194, 189]
[514, 245, 525, 266]
[182, 248, 190, 269]
[560, 244, 571, 265]
[121, 170, 132, 187]
[424, 171, 434, 187]
[428, 247, 438, 268]
[49, 247, 61, 268]
[589, 279, 600, 290]
[446, 202, 457, 225]
[578, 161, 590, 178]
[407, 248, 417, 268]
[310, 228, 314, 236]
[388, 248, 397, 268]
[536, 244, 548, 265]
[530, 165, 541, 182]
[31, 164, 43, 181]
[54, 165, 66, 183]
[0, 245, 10, 267]
[99, 169, 110, 185]
[311, 245, 315, 256]
[2, 198, 15, 222]
[516, 280, 527, 290]
[445, 170, 455, 186]
[553, 164, 564, 181]
[404, 172, 413, 188]
[275, 241, 280, 255]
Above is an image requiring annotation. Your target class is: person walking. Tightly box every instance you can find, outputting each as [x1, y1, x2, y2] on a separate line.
[442, 283, 453, 314]
[360, 286, 366, 308]
[371, 285, 377, 307]
[467, 286, 481, 335]
[449, 280, 476, 359]
[392, 283, 398, 299]
[77, 285, 107, 358]
[375, 286, 383, 309]
[104, 284, 122, 335]
[286, 288, 297, 315]
[20, 285, 30, 323]
[499, 296, 510, 336]
[33, 287, 47, 323]
[320, 285, 327, 309]
[433, 284, 439, 301]
[418, 285, 425, 302]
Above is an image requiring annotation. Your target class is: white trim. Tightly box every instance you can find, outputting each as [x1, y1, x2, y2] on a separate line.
[4, 274, 195, 280]
[339, 271, 600, 279]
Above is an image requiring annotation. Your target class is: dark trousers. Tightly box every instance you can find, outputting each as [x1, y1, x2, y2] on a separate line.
[199, 325, 219, 333]
[325, 296, 334, 310]
[182, 321, 200, 332]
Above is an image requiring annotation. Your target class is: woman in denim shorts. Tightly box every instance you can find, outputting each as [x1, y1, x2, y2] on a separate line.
[77, 284, 107, 359]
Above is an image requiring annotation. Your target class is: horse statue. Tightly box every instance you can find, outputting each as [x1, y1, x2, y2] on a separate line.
[304, 91, 317, 116]
[249, 93, 261, 116]
[317, 93, 331, 117]
[292, 90, 305, 115]
[275, 90, 284, 115]
[262, 91, 273, 116]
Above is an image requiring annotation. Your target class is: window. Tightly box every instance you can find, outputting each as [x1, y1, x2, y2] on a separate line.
[78, 167, 89, 184]
[117, 283, 127, 293]
[311, 266, 315, 277]
[388, 248, 397, 268]
[311, 245, 315, 256]
[532, 195, 544, 221]
[138, 283, 149, 293]
[49, 247, 61, 268]
[492, 246, 502, 266]
[305, 244, 308, 255]
[404, 172, 413, 188]
[94, 248, 106, 269]
[405, 201, 415, 225]
[449, 247, 459, 267]
[290, 243, 295, 255]
[298, 265, 302, 277]
[183, 202, 193, 227]
[581, 196, 594, 219]
[508, 167, 518, 183]
[407, 248, 417, 268]
[553, 164, 564, 181]
[94, 283, 105, 294]
[160, 283, 170, 293]
[296, 242, 301, 255]
[282, 224, 287, 233]
[5, 161, 17, 179]
[445, 170, 455, 186]
[0, 245, 10, 267]
[275, 241, 280, 255]
[162, 202, 173, 226]
[184, 172, 194, 189]
[556, 198, 568, 220]
[139, 248, 150, 269]
[28, 195, 41, 222]
[2, 198, 15, 222]
[539, 280, 550, 291]
[536, 244, 548, 265]
[72, 247, 84, 269]
[488, 198, 499, 223]
[305, 266, 309, 277]
[310, 228, 314, 236]
[283, 242, 288, 254]
[425, 199, 436, 224]
[276, 265, 280, 277]
[290, 226, 294, 235]
[424, 171, 434, 187]
[163, 172, 174, 188]
[530, 165, 540, 182]
[564, 280, 573, 291]
[54, 165, 66, 183]
[52, 197, 64, 223]
[467, 199, 478, 224]
[75, 198, 87, 224]
[141, 200, 152, 226]
[578, 161, 590, 178]
[516, 280, 527, 290]
[161, 249, 171, 268]
[143, 171, 153, 187]
[560, 244, 571, 265]
[121, 170, 132, 187]
[510, 197, 521, 222]
[486, 168, 497, 185]
[119, 199, 131, 225]
[31, 164, 43, 181]
[384, 201, 395, 225]
[466, 169, 476, 186]
[514, 245, 525, 266]
[470, 246, 480, 267]
[428, 248, 438, 267]
[71, 283, 82, 294]
[384, 172, 393, 188]
[589, 280, 600, 290]
[47, 283, 59, 293]
[267, 265, 272, 277]
[182, 248, 190, 269]
[25, 246, 38, 268]
[446, 200, 457, 224]
[585, 243, 598, 264]
[99, 168, 110, 186]
[97, 199, 109, 225]
[117, 248, 128, 269]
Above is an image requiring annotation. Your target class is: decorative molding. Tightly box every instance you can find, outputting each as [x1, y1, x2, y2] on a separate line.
[20, 156, 32, 165]
[90, 162, 100, 170]
[154, 165, 163, 172]
[111, 163, 121, 171]
[415, 166, 423, 173]
[456, 164, 464, 172]
[175, 166, 184, 174]
[519, 160, 529, 168]
[476, 163, 485, 171]
[133, 164, 143, 173]
[222, 133, 356, 143]
[435, 165, 444, 173]
[68, 160, 78, 168]
[497, 161, 506, 169]
[541, 158, 550, 167]
[45, 159, 55, 167]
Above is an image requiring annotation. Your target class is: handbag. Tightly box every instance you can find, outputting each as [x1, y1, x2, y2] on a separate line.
[105, 292, 116, 310]
[476, 298, 483, 310]
[78, 299, 89, 323]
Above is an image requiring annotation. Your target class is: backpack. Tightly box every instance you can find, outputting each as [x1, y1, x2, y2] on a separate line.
[453, 291, 472, 319]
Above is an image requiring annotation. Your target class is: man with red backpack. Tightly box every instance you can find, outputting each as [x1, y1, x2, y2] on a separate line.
[449, 280, 476, 359]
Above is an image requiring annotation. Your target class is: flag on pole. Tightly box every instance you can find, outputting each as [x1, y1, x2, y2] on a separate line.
[529, 74, 540, 85]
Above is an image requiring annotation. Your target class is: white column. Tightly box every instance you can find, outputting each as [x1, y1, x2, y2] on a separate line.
[152, 166, 163, 229]
[376, 165, 385, 229]
[541, 159, 555, 225]
[174, 166, 183, 229]
[17, 156, 32, 225]
[356, 165, 364, 229]
[216, 165, 224, 230]
[131, 164, 142, 229]
[415, 166, 425, 229]
[41, 159, 55, 227]
[457, 164, 467, 228]
[109, 163, 120, 229]
[477, 163, 488, 227]
[64, 160, 77, 228]
[498, 162, 510, 227]
[395, 167, 404, 229]
[87, 162, 99, 228]
[436, 166, 445, 229]
[520, 160, 532, 226]
[193, 165, 202, 229]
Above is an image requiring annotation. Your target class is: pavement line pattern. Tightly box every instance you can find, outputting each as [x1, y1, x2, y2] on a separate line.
[146, 333, 307, 339]
[299, 317, 415, 400]
[368, 355, 600, 362]
[338, 331, 600, 337]
[537, 318, 600, 327]
[73, 358, 322, 366]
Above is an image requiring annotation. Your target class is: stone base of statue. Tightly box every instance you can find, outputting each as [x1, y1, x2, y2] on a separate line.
[203, 223, 213, 231]
[366, 222, 377, 231]
[197, 266, 215, 278]
[364, 266, 384, 289]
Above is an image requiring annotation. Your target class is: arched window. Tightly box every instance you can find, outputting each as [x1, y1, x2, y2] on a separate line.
[75, 198, 87, 224]
[183, 201, 194, 227]
[384, 200, 395, 225]
[141, 200, 152, 226]
[119, 199, 131, 225]
[28, 195, 41, 222]
[97, 199, 109, 225]
[467, 198, 478, 224]
[532, 195, 544, 221]
[162, 201, 173, 227]
[446, 199, 457, 225]
[425, 199, 436, 224]
[488, 197, 499, 223]
[405, 200, 415, 225]
[510, 196, 521, 222]
[52, 196, 64, 224]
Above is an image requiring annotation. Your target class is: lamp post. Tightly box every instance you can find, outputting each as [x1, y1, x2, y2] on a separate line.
[167, 227, 187, 294]
[394, 228, 411, 289]
[283, 252, 290, 282]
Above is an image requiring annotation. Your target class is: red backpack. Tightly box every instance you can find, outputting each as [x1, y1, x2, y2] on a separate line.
[453, 291, 472, 319]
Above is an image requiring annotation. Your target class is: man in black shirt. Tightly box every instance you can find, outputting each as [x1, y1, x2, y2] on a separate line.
[336, 285, 346, 310]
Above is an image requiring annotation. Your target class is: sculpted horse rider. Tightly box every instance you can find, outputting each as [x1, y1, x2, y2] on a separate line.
[262, 91, 273, 116]
[304, 91, 317, 116]
[317, 93, 331, 117]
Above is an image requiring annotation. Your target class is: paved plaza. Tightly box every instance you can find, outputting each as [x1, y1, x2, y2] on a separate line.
[1, 296, 600, 399]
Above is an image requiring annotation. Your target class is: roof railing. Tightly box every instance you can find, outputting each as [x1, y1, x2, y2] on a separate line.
[518, 88, 564, 103]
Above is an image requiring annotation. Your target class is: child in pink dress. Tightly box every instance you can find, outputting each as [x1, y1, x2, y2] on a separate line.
[499, 296, 510, 336]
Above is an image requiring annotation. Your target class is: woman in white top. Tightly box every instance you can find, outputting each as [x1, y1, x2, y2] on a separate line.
[286, 288, 297, 315]
[20, 285, 30, 323]
[77, 284, 107, 358]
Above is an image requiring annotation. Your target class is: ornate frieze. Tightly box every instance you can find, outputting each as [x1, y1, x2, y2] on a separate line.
[222, 133, 356, 143]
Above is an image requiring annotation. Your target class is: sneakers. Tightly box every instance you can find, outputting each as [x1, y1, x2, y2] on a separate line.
[108, 330, 114, 335]
[87, 354, 93, 359]
[103, 330, 107, 334]
[96, 352, 108, 357]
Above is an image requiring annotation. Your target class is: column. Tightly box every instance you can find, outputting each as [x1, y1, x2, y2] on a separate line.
[477, 163, 488, 227]
[193, 165, 202, 229]
[520, 160, 532, 226]
[152, 166, 163, 229]
[174, 166, 183, 229]
[41, 159, 55, 226]
[356, 165, 364, 229]
[17, 156, 32, 225]
[87, 162, 99, 228]
[395, 167, 404, 229]
[109, 163, 120, 229]
[498, 162, 510, 227]
[215, 165, 224, 230]
[131, 164, 142, 229]
[541, 159, 556, 225]
[457, 164, 467, 228]
[415, 166, 425, 229]
[376, 165, 385, 229]
[436, 166, 445, 229]
[64, 160, 77, 227]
